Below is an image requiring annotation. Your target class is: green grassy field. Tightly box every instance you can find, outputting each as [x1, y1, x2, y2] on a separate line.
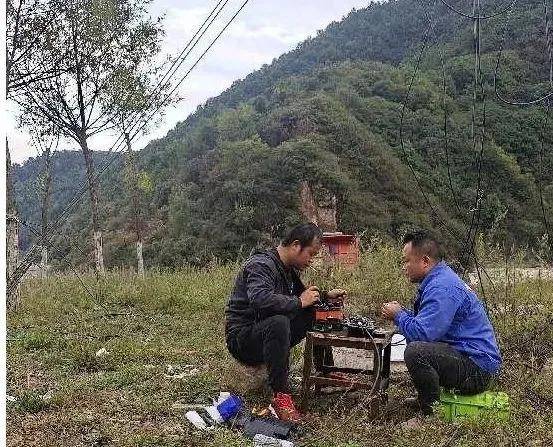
[7, 242, 553, 446]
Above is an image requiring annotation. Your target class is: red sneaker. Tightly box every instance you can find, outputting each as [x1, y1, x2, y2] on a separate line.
[271, 392, 301, 423]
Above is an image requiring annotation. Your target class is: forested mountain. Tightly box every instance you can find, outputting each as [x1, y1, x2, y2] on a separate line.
[14, 0, 553, 269]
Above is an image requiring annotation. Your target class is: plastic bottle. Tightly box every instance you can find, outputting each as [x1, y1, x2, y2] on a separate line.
[185, 410, 211, 431]
[205, 405, 224, 423]
[216, 394, 242, 421]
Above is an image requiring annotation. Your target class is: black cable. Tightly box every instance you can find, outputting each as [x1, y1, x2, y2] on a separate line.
[461, 0, 487, 266]
[537, 102, 553, 252]
[493, 0, 553, 105]
[398, 0, 503, 307]
[455, 0, 493, 311]
[13, 216, 106, 309]
[398, 8, 475, 251]
[439, 0, 518, 20]
[399, 9, 462, 239]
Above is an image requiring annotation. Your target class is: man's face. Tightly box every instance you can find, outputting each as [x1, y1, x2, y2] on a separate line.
[402, 242, 431, 283]
[290, 239, 321, 270]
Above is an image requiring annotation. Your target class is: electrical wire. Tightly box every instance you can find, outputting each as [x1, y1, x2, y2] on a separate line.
[493, 0, 553, 105]
[439, 0, 518, 20]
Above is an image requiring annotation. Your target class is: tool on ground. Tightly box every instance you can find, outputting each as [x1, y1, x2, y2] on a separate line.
[252, 405, 278, 418]
[237, 413, 296, 439]
[183, 391, 297, 443]
[185, 410, 214, 431]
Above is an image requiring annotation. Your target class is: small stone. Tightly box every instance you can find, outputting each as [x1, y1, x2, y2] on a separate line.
[95, 348, 108, 357]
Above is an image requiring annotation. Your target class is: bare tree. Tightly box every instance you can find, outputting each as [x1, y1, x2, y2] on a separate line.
[16, 0, 165, 275]
[6, 0, 62, 306]
[29, 126, 60, 277]
[102, 61, 175, 276]
[6, 0, 65, 95]
[6, 142, 21, 309]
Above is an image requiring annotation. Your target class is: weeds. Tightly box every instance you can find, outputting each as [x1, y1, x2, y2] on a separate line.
[6, 242, 553, 446]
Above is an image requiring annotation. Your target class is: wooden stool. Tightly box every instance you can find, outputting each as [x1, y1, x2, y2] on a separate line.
[300, 330, 393, 410]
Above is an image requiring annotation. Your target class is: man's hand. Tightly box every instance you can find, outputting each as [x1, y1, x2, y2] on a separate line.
[299, 286, 320, 308]
[327, 288, 347, 300]
[381, 301, 402, 320]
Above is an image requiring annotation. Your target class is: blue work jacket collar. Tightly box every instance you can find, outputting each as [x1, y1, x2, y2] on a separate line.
[418, 260, 448, 293]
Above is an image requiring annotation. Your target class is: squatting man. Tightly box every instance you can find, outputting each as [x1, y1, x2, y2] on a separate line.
[381, 230, 501, 416]
[225, 223, 346, 422]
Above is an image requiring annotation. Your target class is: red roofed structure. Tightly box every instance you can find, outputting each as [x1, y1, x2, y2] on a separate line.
[321, 232, 359, 268]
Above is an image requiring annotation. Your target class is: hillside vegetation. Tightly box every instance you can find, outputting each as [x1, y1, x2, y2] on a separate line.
[14, 0, 553, 270]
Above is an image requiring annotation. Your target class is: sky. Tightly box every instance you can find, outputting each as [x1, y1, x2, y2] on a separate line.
[7, 0, 371, 165]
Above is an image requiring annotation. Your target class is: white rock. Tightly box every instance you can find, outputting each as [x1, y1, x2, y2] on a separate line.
[95, 348, 108, 357]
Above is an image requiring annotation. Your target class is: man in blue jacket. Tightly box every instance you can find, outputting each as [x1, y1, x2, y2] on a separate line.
[381, 230, 501, 415]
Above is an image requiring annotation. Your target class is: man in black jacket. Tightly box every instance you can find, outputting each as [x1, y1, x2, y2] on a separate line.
[225, 223, 346, 422]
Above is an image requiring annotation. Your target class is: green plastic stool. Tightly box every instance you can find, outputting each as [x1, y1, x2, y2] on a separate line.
[439, 389, 510, 422]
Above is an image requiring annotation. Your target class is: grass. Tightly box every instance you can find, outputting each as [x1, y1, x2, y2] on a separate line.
[6, 240, 553, 446]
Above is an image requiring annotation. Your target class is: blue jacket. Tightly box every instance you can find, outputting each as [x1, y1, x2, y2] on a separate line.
[395, 261, 501, 374]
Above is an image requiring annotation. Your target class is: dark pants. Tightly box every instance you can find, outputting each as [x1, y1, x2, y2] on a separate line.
[404, 341, 492, 414]
[226, 309, 314, 393]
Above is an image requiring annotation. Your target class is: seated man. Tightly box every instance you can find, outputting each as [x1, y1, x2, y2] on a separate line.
[225, 223, 346, 422]
[381, 230, 501, 415]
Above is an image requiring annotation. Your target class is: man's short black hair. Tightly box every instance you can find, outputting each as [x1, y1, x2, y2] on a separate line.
[403, 229, 444, 260]
[282, 223, 323, 248]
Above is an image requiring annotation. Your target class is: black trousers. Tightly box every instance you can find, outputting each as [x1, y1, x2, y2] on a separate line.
[404, 341, 492, 414]
[226, 309, 314, 393]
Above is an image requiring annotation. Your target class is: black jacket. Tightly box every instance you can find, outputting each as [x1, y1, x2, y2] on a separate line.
[225, 248, 305, 337]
